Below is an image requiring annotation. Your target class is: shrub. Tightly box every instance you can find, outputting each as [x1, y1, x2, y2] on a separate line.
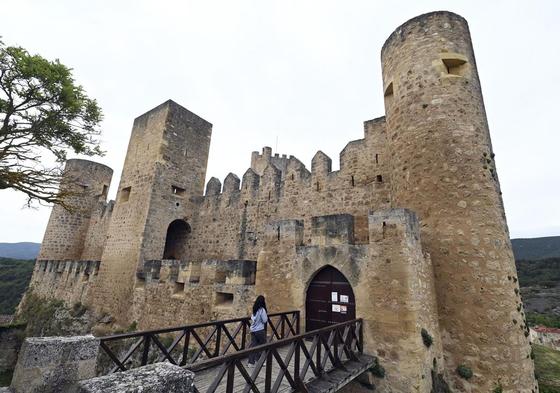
[370, 358, 385, 378]
[16, 290, 65, 336]
[421, 328, 433, 348]
[70, 302, 88, 318]
[492, 383, 503, 393]
[456, 364, 473, 380]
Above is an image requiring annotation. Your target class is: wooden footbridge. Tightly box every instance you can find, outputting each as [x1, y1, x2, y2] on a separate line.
[99, 311, 375, 392]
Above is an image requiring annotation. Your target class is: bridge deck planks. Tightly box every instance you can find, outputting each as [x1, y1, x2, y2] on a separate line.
[191, 342, 374, 393]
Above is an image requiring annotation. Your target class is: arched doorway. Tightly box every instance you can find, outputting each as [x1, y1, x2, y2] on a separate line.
[163, 219, 191, 260]
[305, 265, 356, 332]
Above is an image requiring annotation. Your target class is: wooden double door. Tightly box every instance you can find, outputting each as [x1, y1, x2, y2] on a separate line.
[305, 266, 356, 332]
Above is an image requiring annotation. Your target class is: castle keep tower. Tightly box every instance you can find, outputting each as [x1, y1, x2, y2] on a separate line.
[93, 100, 212, 320]
[38, 159, 113, 260]
[381, 12, 535, 391]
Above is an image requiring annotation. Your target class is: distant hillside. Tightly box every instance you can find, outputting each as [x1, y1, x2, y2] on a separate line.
[0, 257, 35, 315]
[512, 236, 560, 260]
[0, 242, 40, 260]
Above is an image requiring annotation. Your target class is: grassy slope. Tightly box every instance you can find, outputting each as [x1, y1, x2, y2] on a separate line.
[534, 344, 560, 393]
[0, 257, 35, 315]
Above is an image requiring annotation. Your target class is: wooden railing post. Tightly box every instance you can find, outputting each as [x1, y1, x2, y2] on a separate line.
[294, 341, 301, 388]
[226, 361, 235, 393]
[296, 311, 301, 335]
[358, 320, 364, 353]
[141, 334, 151, 366]
[181, 329, 190, 366]
[316, 338, 323, 376]
[265, 350, 273, 393]
[214, 325, 222, 357]
[241, 322, 247, 349]
[334, 328, 340, 366]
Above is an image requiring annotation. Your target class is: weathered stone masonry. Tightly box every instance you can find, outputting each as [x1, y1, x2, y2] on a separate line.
[25, 11, 537, 393]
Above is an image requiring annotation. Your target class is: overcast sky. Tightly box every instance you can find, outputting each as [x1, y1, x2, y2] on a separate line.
[1, 0, 558, 243]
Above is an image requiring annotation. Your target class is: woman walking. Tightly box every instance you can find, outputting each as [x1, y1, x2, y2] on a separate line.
[248, 295, 268, 368]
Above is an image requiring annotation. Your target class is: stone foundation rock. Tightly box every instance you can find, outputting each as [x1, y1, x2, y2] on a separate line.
[77, 363, 195, 392]
[10, 335, 99, 393]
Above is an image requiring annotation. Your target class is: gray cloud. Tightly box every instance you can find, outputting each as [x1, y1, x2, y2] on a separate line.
[1, 0, 558, 241]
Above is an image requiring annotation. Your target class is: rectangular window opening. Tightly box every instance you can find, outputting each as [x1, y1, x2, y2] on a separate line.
[215, 292, 234, 307]
[172, 185, 186, 197]
[442, 57, 468, 76]
[173, 282, 185, 295]
[376, 175, 383, 183]
[120, 186, 131, 202]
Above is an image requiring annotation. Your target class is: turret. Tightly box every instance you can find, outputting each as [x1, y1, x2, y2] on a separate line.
[38, 159, 113, 260]
[381, 12, 536, 391]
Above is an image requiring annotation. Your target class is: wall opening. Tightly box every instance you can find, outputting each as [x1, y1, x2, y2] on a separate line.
[120, 186, 131, 202]
[215, 292, 234, 307]
[441, 56, 468, 76]
[351, 175, 355, 187]
[135, 276, 146, 289]
[384, 82, 394, 107]
[163, 219, 191, 260]
[172, 185, 186, 197]
[100, 185, 109, 200]
[376, 175, 383, 182]
[375, 154, 379, 164]
[173, 282, 185, 296]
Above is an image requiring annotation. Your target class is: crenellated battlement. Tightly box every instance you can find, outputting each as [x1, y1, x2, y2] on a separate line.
[28, 260, 100, 307]
[202, 117, 388, 204]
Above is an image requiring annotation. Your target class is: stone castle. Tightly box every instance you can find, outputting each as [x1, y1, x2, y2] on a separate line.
[24, 11, 538, 393]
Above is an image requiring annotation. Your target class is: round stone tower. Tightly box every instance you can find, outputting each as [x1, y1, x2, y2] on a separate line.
[381, 12, 536, 392]
[38, 159, 113, 261]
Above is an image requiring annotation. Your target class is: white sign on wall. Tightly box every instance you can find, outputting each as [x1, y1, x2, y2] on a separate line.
[340, 295, 349, 303]
[332, 304, 341, 312]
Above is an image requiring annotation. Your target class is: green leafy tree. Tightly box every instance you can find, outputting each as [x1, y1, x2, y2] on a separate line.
[0, 40, 103, 206]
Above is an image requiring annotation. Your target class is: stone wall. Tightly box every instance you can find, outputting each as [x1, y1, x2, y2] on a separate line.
[131, 259, 256, 329]
[255, 210, 444, 392]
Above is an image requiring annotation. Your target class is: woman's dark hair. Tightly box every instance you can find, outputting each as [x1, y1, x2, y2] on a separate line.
[252, 295, 267, 316]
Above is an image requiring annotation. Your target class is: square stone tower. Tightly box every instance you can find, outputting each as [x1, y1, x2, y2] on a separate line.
[92, 100, 212, 321]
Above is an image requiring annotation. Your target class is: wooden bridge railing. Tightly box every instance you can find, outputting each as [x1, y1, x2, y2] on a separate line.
[98, 311, 300, 374]
[188, 318, 364, 393]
